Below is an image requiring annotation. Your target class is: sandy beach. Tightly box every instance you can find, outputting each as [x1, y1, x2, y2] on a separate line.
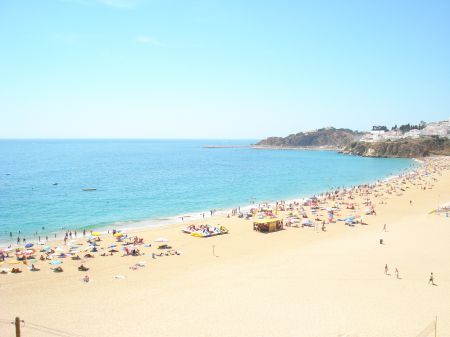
[1, 157, 449, 337]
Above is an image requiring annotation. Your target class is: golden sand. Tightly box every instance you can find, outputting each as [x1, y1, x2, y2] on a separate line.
[1, 157, 449, 337]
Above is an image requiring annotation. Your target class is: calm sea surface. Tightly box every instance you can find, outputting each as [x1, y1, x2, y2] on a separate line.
[0, 140, 415, 241]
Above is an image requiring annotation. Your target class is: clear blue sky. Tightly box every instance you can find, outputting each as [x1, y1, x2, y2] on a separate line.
[1, 0, 449, 139]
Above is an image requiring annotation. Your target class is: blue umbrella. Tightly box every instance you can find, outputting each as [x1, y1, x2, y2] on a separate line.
[25, 243, 33, 248]
[50, 260, 62, 265]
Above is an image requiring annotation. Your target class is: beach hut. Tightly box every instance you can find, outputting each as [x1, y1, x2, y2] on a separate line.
[253, 218, 283, 233]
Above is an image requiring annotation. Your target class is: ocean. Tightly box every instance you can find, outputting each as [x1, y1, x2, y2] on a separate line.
[0, 139, 415, 242]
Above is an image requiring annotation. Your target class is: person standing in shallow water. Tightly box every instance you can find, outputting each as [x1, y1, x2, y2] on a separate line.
[384, 264, 389, 275]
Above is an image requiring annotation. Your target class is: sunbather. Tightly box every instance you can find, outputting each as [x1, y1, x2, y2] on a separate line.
[78, 264, 89, 271]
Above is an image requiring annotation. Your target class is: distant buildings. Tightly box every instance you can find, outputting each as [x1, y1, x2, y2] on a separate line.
[420, 120, 449, 137]
[403, 129, 422, 139]
[360, 130, 402, 142]
[360, 119, 449, 142]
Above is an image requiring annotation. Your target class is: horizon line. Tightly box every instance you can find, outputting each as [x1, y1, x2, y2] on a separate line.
[0, 137, 260, 141]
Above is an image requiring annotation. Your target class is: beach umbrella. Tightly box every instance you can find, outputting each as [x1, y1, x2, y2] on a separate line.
[25, 249, 35, 254]
[50, 260, 62, 265]
[108, 244, 117, 248]
[113, 233, 123, 237]
[25, 243, 34, 248]
[91, 232, 101, 236]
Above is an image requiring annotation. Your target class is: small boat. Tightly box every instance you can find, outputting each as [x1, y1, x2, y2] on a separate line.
[82, 188, 97, 191]
[53, 183, 58, 186]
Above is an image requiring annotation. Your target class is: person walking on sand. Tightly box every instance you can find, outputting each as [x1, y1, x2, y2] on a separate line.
[384, 264, 389, 275]
[429, 272, 435, 285]
[383, 224, 387, 232]
[395, 268, 399, 279]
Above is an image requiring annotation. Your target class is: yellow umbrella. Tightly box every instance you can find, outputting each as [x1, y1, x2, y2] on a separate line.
[91, 232, 101, 236]
[114, 233, 123, 237]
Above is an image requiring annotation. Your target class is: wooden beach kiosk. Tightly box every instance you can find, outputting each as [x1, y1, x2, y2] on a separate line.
[253, 218, 283, 233]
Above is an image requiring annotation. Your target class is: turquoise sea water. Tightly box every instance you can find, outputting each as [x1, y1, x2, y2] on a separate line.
[0, 140, 415, 242]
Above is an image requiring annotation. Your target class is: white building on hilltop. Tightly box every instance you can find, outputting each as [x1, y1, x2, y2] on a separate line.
[362, 118, 450, 142]
[420, 119, 449, 138]
[360, 130, 402, 142]
[403, 129, 422, 139]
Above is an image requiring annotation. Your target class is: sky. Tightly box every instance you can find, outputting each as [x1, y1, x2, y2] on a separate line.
[1, 0, 449, 139]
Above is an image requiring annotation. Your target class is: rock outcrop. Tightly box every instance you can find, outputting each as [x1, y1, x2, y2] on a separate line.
[256, 128, 365, 149]
[342, 137, 450, 158]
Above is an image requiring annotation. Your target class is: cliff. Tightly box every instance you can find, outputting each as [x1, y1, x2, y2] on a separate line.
[342, 137, 450, 158]
[256, 128, 365, 148]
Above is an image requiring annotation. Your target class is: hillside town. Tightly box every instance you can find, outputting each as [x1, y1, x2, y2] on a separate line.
[360, 119, 450, 143]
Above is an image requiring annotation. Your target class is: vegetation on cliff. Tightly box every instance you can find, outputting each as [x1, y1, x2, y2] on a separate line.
[343, 137, 450, 158]
[256, 128, 364, 148]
